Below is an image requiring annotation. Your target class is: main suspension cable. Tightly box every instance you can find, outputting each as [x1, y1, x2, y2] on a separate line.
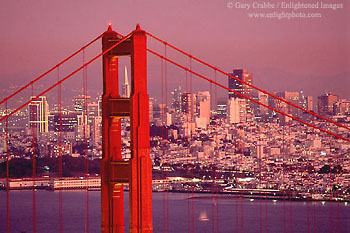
[147, 48, 350, 143]
[145, 31, 350, 132]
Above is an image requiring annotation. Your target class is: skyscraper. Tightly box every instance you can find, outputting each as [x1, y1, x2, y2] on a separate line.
[171, 86, 182, 112]
[306, 96, 313, 111]
[74, 95, 90, 112]
[181, 92, 196, 117]
[228, 69, 253, 121]
[123, 65, 130, 98]
[216, 98, 227, 118]
[317, 93, 338, 116]
[227, 98, 246, 124]
[228, 69, 253, 99]
[28, 96, 49, 133]
[258, 91, 269, 116]
[197, 91, 210, 122]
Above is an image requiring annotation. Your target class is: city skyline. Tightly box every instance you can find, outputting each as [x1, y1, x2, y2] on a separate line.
[0, 0, 349, 101]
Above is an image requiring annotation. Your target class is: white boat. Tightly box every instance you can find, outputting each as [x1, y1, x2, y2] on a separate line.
[198, 211, 209, 221]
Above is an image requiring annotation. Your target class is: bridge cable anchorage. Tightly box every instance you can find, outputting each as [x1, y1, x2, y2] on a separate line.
[0, 31, 134, 123]
[147, 48, 350, 143]
[0, 33, 103, 106]
[145, 31, 350, 132]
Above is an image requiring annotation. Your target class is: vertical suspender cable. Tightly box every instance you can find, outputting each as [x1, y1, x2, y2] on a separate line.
[306, 127, 310, 233]
[185, 69, 191, 233]
[210, 70, 216, 233]
[265, 136, 268, 233]
[83, 49, 90, 233]
[164, 44, 169, 233]
[189, 56, 194, 233]
[6, 100, 9, 233]
[31, 84, 37, 233]
[210, 73, 214, 233]
[259, 124, 263, 233]
[161, 55, 166, 233]
[215, 70, 219, 233]
[289, 125, 293, 233]
[58, 67, 63, 233]
[329, 138, 334, 233]
[282, 125, 286, 233]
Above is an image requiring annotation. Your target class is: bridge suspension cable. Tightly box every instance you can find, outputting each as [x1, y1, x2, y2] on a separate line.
[0, 33, 103, 106]
[147, 48, 350, 143]
[145, 31, 350, 132]
[0, 31, 134, 123]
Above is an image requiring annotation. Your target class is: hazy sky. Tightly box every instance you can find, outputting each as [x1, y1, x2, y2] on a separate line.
[0, 0, 349, 101]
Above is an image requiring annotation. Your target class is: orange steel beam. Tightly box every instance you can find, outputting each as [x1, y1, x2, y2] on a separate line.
[101, 24, 153, 233]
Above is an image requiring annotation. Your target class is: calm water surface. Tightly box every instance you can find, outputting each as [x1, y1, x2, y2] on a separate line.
[0, 190, 349, 232]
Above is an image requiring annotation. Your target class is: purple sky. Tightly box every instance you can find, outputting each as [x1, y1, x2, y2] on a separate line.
[0, 0, 349, 101]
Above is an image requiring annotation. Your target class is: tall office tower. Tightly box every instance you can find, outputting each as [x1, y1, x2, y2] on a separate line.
[181, 92, 196, 117]
[216, 98, 227, 118]
[48, 111, 81, 132]
[149, 99, 154, 122]
[88, 102, 99, 124]
[28, 96, 49, 133]
[98, 96, 102, 117]
[92, 116, 102, 144]
[277, 91, 300, 117]
[258, 91, 269, 116]
[228, 69, 253, 120]
[171, 86, 182, 113]
[122, 65, 130, 98]
[74, 95, 91, 112]
[228, 69, 253, 99]
[317, 93, 338, 116]
[306, 96, 313, 111]
[333, 99, 350, 116]
[227, 98, 247, 124]
[197, 91, 211, 125]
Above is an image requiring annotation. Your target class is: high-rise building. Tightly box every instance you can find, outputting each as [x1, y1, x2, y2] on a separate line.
[333, 99, 350, 116]
[317, 93, 338, 116]
[228, 69, 253, 99]
[171, 86, 182, 112]
[197, 91, 211, 125]
[92, 116, 102, 144]
[258, 91, 269, 116]
[122, 66, 130, 98]
[181, 92, 196, 117]
[227, 98, 246, 124]
[228, 69, 253, 119]
[276, 91, 299, 117]
[48, 111, 82, 132]
[149, 99, 154, 122]
[98, 97, 102, 117]
[306, 96, 313, 111]
[88, 102, 99, 124]
[216, 98, 227, 118]
[28, 96, 49, 133]
[74, 95, 91, 112]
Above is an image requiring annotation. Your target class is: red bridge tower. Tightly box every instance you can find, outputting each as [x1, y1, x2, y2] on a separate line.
[101, 25, 153, 233]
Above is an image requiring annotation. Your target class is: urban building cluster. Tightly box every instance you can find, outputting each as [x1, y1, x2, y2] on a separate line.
[0, 68, 349, 200]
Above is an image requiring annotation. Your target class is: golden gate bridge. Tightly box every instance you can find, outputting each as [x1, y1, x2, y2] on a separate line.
[0, 24, 349, 233]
